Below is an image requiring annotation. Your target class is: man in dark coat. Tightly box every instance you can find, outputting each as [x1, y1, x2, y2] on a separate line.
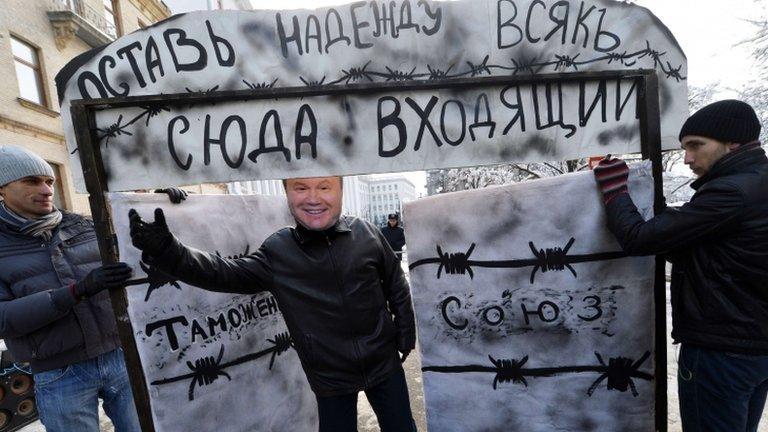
[0, 145, 138, 431]
[128, 176, 417, 432]
[381, 213, 406, 261]
[593, 100, 768, 432]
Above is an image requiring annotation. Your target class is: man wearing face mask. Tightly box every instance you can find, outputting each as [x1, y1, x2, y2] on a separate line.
[128, 176, 417, 432]
[593, 100, 768, 431]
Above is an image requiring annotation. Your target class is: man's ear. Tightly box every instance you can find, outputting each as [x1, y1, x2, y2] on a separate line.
[727, 142, 741, 151]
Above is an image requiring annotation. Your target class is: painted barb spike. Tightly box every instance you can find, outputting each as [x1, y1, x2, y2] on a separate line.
[409, 238, 628, 283]
[122, 261, 181, 302]
[422, 351, 653, 396]
[150, 333, 294, 401]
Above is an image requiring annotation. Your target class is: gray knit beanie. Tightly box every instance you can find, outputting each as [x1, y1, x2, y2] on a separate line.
[0, 145, 56, 186]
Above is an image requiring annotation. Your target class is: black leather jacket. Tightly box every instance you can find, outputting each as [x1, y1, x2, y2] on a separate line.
[151, 216, 416, 396]
[381, 224, 405, 252]
[605, 144, 768, 353]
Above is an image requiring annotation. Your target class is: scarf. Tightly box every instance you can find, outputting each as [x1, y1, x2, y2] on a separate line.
[0, 201, 62, 241]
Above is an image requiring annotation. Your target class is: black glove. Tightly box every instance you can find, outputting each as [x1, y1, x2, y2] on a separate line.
[400, 350, 411, 363]
[72, 263, 133, 300]
[129, 208, 173, 258]
[155, 188, 188, 204]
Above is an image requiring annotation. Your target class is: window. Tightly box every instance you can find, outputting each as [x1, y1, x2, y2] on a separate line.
[103, 0, 120, 37]
[395, 185, 398, 190]
[11, 37, 47, 106]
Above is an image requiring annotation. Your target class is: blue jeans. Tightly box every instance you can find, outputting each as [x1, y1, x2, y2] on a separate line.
[678, 344, 768, 432]
[316, 366, 417, 432]
[33, 349, 140, 432]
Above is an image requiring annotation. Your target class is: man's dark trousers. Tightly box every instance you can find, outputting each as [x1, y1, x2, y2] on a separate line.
[678, 344, 768, 432]
[316, 366, 417, 432]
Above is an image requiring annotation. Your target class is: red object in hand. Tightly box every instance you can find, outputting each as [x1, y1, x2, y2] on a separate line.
[593, 156, 629, 204]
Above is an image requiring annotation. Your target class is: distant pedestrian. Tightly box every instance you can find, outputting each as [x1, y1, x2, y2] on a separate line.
[381, 213, 406, 261]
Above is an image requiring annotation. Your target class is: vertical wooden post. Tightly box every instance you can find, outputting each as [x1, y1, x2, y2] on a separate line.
[637, 70, 668, 432]
[71, 104, 156, 432]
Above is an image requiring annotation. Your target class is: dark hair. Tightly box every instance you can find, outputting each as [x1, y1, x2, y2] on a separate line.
[282, 176, 344, 189]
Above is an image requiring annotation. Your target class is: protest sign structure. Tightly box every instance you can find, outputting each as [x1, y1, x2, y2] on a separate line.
[57, 0, 686, 192]
[108, 194, 317, 431]
[405, 164, 655, 431]
[56, 1, 685, 430]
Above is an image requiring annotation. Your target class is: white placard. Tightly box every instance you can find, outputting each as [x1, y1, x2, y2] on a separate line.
[57, 0, 687, 192]
[109, 193, 317, 432]
[404, 163, 656, 431]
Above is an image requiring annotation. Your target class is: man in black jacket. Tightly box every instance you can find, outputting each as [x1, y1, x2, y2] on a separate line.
[594, 100, 768, 432]
[381, 213, 406, 261]
[128, 176, 417, 432]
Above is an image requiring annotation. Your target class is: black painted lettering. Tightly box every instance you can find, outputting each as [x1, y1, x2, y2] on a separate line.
[397, 0, 420, 35]
[325, 8, 352, 52]
[377, 96, 407, 157]
[520, 301, 559, 325]
[418, 0, 442, 36]
[615, 78, 638, 120]
[525, 0, 545, 43]
[497, 0, 522, 49]
[98, 55, 129, 96]
[543, 1, 569, 45]
[265, 296, 278, 315]
[350, 1, 373, 49]
[228, 308, 243, 328]
[441, 296, 468, 330]
[168, 116, 192, 170]
[207, 313, 228, 335]
[249, 110, 291, 163]
[594, 8, 620, 52]
[572, 2, 596, 48]
[206, 20, 235, 66]
[371, 1, 396, 37]
[295, 104, 318, 160]
[532, 83, 577, 138]
[469, 93, 496, 140]
[146, 316, 188, 351]
[191, 319, 207, 343]
[405, 96, 442, 150]
[240, 302, 256, 321]
[579, 79, 607, 126]
[145, 36, 164, 83]
[482, 305, 505, 326]
[305, 15, 322, 54]
[163, 28, 208, 71]
[115, 42, 146, 88]
[440, 99, 466, 146]
[501, 85, 526, 134]
[204, 115, 247, 168]
[578, 295, 603, 321]
[276, 13, 303, 58]
[77, 72, 108, 99]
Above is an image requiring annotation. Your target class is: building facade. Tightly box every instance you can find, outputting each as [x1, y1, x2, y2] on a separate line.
[0, 0, 174, 213]
[367, 176, 416, 227]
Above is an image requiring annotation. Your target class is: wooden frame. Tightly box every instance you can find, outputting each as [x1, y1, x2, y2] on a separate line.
[71, 69, 668, 432]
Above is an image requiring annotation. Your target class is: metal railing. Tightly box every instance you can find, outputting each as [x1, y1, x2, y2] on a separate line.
[49, 0, 116, 39]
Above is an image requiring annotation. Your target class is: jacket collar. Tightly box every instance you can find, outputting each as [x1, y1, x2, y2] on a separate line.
[691, 142, 767, 190]
[293, 216, 352, 244]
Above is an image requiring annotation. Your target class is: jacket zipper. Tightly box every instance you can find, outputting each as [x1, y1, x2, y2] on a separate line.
[325, 235, 368, 387]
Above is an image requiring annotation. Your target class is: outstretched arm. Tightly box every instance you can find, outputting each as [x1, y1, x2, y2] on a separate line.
[129, 208, 274, 294]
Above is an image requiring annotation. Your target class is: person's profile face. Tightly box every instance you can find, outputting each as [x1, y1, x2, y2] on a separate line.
[0, 175, 55, 218]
